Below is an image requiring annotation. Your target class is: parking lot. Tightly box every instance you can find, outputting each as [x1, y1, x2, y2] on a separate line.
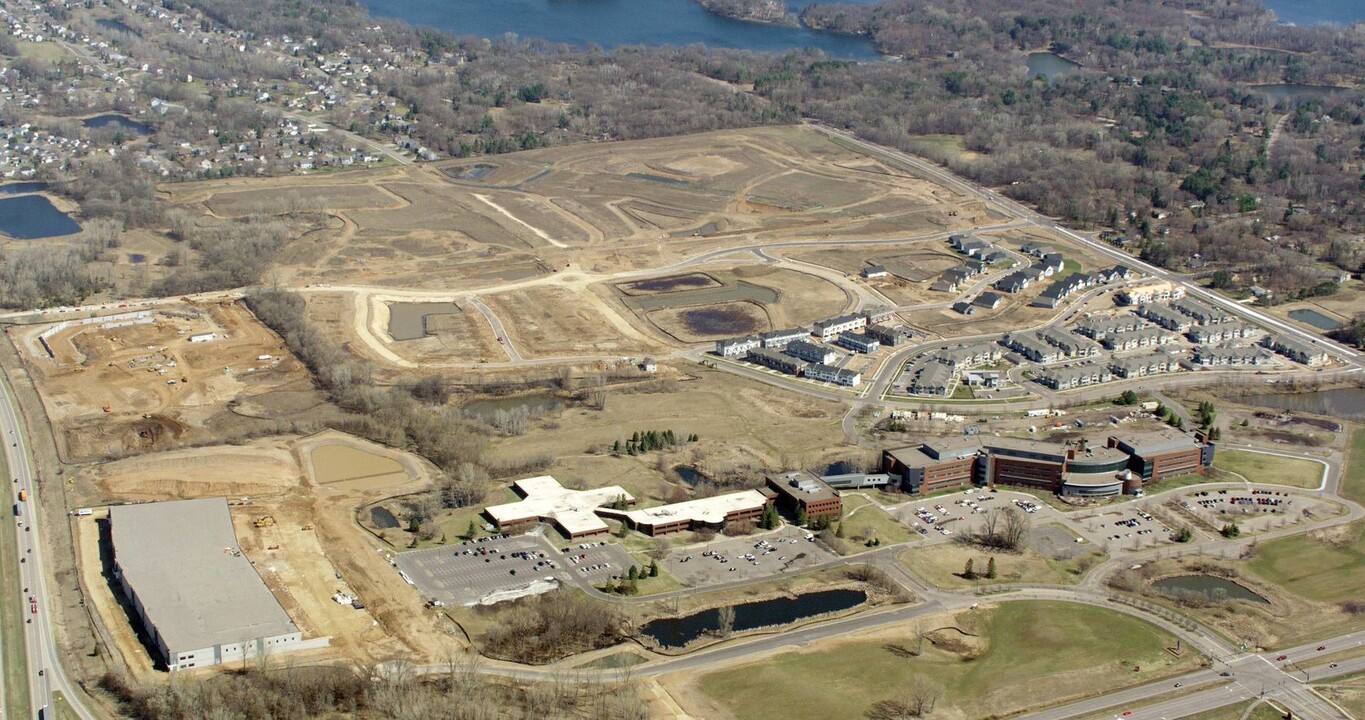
[395, 533, 634, 606]
[1074, 506, 1174, 552]
[663, 526, 837, 587]
[1178, 488, 1334, 535]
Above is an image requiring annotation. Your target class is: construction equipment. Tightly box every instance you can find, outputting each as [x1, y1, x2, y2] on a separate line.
[253, 515, 275, 528]
[301, 524, 313, 531]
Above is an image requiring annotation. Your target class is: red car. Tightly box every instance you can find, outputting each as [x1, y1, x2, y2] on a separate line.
[1276, 654, 1288, 661]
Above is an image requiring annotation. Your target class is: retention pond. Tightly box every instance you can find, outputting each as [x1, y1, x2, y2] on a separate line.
[1152, 575, 1269, 605]
[640, 589, 866, 648]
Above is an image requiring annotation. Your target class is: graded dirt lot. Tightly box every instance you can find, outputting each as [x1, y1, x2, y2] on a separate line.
[482, 286, 659, 358]
[16, 301, 316, 462]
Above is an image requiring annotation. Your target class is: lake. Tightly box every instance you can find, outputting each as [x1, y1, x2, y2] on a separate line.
[1249, 84, 1351, 104]
[1264, 0, 1365, 26]
[640, 589, 865, 647]
[0, 195, 83, 239]
[1237, 387, 1365, 422]
[83, 114, 153, 136]
[360, 0, 885, 59]
[1026, 52, 1080, 82]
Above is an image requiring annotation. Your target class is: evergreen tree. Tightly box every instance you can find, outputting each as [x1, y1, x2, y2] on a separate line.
[649, 560, 658, 577]
[628, 565, 639, 581]
[465, 520, 476, 540]
[795, 506, 807, 527]
[963, 558, 976, 580]
[612, 439, 621, 454]
[835, 522, 846, 538]
[986, 556, 997, 579]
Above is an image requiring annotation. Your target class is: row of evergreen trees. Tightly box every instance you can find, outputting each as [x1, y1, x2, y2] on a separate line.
[612, 429, 698, 456]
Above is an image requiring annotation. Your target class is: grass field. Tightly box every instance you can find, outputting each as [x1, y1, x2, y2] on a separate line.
[689, 601, 1196, 720]
[0, 451, 31, 720]
[1212, 449, 1323, 488]
[837, 499, 917, 552]
[1248, 522, 1365, 604]
[1344, 427, 1365, 505]
[899, 543, 1101, 589]
[48, 691, 82, 720]
[1319, 672, 1365, 718]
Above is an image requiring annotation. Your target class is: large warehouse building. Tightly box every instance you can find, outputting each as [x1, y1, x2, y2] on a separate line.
[110, 498, 310, 671]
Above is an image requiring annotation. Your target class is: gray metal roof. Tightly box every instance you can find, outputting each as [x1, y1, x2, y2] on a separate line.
[110, 499, 298, 654]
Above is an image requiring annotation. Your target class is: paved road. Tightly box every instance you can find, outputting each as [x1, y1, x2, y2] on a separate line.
[0, 372, 94, 719]
[465, 297, 523, 362]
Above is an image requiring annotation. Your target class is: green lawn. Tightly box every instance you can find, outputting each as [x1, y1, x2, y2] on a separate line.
[1344, 427, 1365, 505]
[49, 691, 82, 720]
[1248, 521, 1365, 604]
[695, 601, 1195, 720]
[0, 452, 30, 720]
[837, 504, 916, 552]
[1213, 449, 1323, 488]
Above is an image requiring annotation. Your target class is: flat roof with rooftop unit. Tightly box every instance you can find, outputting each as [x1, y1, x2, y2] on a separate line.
[109, 498, 316, 672]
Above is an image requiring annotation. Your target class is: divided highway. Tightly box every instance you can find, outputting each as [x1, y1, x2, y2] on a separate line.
[1, 373, 94, 720]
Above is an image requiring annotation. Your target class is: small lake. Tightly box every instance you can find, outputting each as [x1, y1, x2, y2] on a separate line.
[360, 0, 886, 60]
[640, 589, 866, 647]
[387, 301, 464, 341]
[673, 465, 708, 485]
[83, 114, 153, 136]
[96, 18, 139, 35]
[1153, 575, 1268, 604]
[0, 195, 82, 239]
[370, 505, 400, 529]
[1237, 387, 1365, 422]
[1249, 84, 1351, 104]
[1026, 52, 1080, 82]
[0, 182, 50, 195]
[1288, 308, 1342, 331]
[461, 393, 563, 420]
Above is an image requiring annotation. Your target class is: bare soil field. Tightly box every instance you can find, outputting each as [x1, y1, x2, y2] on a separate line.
[17, 301, 317, 462]
[482, 287, 659, 358]
[82, 442, 302, 502]
[149, 126, 1000, 293]
[203, 183, 402, 217]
